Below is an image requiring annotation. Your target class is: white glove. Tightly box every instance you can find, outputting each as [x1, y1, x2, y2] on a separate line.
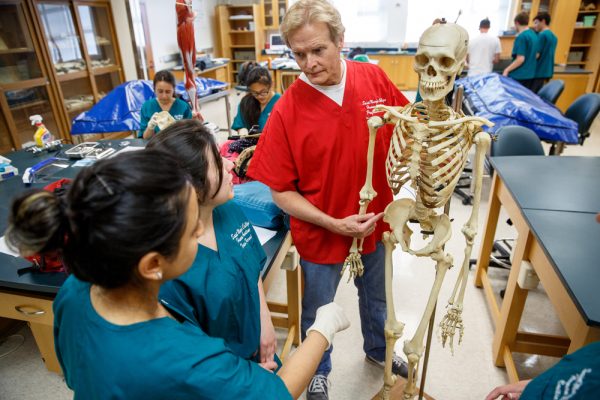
[306, 302, 350, 349]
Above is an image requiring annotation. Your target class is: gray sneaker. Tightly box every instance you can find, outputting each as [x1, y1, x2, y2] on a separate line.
[365, 353, 409, 378]
[307, 374, 329, 400]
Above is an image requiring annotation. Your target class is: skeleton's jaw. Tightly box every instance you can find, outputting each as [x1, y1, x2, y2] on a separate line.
[419, 76, 454, 102]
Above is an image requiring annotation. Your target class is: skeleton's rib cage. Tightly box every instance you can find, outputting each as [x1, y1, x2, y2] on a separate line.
[385, 103, 472, 209]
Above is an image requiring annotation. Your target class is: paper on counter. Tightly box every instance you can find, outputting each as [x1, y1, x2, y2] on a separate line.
[253, 226, 277, 245]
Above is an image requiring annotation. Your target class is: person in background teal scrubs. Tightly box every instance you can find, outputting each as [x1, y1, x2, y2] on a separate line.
[232, 66, 281, 135]
[503, 12, 539, 91]
[5, 150, 350, 399]
[531, 12, 557, 94]
[139, 70, 193, 139]
[148, 119, 280, 370]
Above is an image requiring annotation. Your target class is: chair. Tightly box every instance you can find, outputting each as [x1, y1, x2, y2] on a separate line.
[564, 93, 600, 145]
[537, 79, 564, 105]
[491, 125, 545, 157]
[472, 126, 545, 274]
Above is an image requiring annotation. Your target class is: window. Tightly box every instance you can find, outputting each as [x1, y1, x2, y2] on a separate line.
[289, 0, 511, 49]
[405, 0, 511, 44]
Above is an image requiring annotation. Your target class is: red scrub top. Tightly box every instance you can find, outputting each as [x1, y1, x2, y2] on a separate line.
[248, 60, 409, 264]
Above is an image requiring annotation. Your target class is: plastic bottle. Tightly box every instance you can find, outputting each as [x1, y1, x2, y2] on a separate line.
[30, 115, 54, 147]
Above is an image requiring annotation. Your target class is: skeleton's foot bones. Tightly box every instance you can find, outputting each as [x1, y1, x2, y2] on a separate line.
[439, 304, 464, 354]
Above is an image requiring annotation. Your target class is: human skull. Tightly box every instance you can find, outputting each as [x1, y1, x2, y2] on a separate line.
[414, 23, 469, 102]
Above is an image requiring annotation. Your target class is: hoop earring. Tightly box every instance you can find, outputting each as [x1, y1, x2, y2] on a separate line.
[156, 272, 163, 280]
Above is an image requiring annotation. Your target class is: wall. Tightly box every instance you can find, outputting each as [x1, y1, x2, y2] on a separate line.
[145, 0, 217, 71]
[110, 0, 137, 81]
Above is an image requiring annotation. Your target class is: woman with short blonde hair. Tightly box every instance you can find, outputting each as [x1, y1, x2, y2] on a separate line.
[280, 0, 345, 46]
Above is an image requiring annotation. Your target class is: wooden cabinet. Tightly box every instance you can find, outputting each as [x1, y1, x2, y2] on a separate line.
[515, 0, 554, 23]
[550, 0, 600, 92]
[261, 0, 287, 30]
[0, 290, 60, 373]
[369, 54, 419, 91]
[0, 0, 124, 150]
[215, 4, 265, 84]
[0, 0, 64, 152]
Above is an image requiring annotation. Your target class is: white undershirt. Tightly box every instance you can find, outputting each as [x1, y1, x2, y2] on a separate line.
[299, 59, 346, 106]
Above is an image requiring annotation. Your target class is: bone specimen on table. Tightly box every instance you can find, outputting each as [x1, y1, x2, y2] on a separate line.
[341, 23, 493, 400]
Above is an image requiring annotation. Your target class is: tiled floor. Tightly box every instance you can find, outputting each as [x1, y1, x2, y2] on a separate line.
[0, 90, 598, 400]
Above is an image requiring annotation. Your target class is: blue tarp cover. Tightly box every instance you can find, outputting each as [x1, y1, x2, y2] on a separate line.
[457, 74, 578, 144]
[70, 78, 227, 135]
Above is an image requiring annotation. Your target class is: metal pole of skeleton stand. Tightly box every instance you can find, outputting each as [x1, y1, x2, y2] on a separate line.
[418, 85, 464, 400]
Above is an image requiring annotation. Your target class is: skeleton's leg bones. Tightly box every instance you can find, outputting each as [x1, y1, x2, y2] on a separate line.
[378, 232, 405, 400]
[403, 249, 453, 399]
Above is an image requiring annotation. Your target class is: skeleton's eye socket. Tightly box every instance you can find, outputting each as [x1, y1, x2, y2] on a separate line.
[440, 57, 455, 68]
[415, 54, 429, 66]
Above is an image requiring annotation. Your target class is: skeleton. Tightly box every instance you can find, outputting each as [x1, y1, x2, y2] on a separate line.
[176, 0, 203, 121]
[341, 23, 493, 399]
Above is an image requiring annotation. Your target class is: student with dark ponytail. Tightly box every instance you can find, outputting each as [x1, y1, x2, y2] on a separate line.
[5, 150, 350, 399]
[233, 65, 281, 135]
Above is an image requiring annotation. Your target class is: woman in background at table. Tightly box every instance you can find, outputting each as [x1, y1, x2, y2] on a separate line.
[139, 70, 193, 139]
[148, 119, 280, 370]
[232, 64, 281, 136]
[5, 150, 350, 399]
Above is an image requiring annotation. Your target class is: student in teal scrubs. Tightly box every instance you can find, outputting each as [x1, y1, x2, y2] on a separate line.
[503, 12, 539, 90]
[139, 70, 193, 139]
[531, 12, 558, 93]
[5, 150, 350, 399]
[148, 119, 280, 369]
[233, 65, 281, 135]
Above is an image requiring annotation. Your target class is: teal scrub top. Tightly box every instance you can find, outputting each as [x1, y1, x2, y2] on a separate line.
[509, 29, 539, 81]
[232, 93, 281, 131]
[160, 201, 267, 360]
[138, 97, 192, 137]
[521, 341, 600, 399]
[535, 29, 557, 79]
[53, 276, 291, 400]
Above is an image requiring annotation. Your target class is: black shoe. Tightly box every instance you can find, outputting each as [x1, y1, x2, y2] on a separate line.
[306, 374, 329, 400]
[365, 353, 409, 378]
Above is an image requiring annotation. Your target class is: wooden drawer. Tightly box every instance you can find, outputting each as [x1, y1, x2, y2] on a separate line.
[0, 292, 54, 326]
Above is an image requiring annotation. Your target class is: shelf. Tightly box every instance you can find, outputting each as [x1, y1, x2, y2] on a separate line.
[566, 61, 587, 65]
[56, 70, 89, 82]
[231, 59, 253, 63]
[230, 44, 255, 48]
[574, 26, 596, 29]
[0, 48, 34, 55]
[229, 15, 253, 20]
[570, 44, 592, 47]
[8, 99, 47, 111]
[578, 10, 600, 14]
[92, 65, 120, 75]
[230, 30, 255, 33]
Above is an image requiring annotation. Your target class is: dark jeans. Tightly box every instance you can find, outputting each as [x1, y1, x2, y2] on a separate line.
[300, 242, 388, 376]
[515, 78, 536, 91]
[530, 78, 548, 94]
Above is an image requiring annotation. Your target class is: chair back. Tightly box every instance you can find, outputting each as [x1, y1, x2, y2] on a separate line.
[537, 79, 564, 104]
[491, 126, 545, 157]
[564, 93, 600, 144]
